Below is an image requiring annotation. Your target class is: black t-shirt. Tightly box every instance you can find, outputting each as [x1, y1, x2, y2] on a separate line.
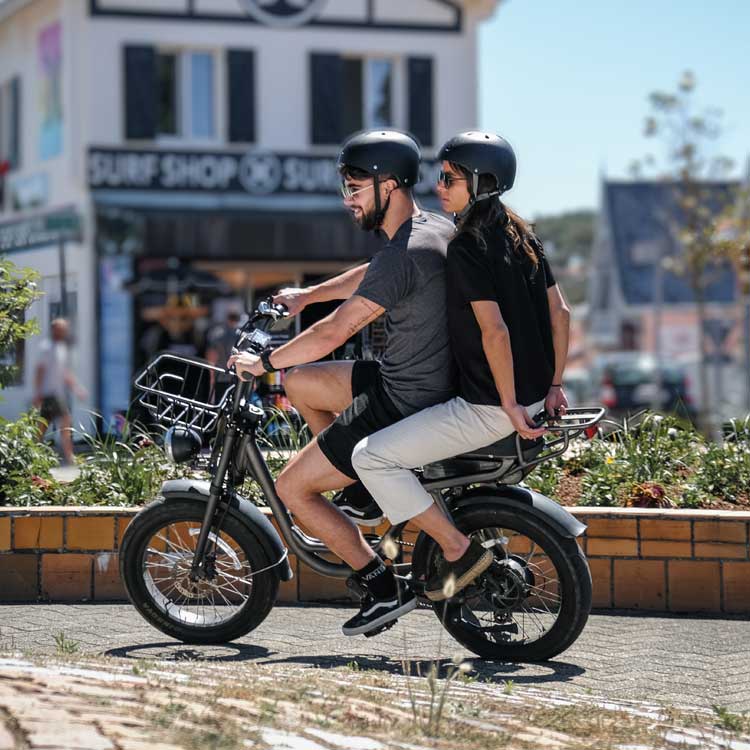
[447, 224, 557, 407]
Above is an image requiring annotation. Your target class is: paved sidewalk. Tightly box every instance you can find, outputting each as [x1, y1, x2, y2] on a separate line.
[1, 604, 748, 713]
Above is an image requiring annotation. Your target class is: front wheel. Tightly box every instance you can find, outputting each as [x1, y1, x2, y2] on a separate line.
[120, 499, 279, 644]
[428, 504, 592, 661]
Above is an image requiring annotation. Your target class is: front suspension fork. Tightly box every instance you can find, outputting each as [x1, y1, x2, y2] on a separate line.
[189, 425, 238, 579]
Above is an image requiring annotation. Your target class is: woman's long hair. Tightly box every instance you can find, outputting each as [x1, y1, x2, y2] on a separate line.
[451, 162, 539, 267]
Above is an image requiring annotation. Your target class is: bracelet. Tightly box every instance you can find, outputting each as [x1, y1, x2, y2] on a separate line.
[550, 383, 563, 388]
[260, 349, 278, 373]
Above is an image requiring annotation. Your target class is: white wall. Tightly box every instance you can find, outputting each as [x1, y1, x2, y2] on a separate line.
[86, 12, 480, 153]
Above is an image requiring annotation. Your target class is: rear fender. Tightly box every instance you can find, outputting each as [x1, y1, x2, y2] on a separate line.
[158, 479, 293, 581]
[411, 485, 585, 584]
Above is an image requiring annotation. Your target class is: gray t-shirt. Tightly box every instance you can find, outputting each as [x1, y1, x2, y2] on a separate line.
[354, 211, 456, 415]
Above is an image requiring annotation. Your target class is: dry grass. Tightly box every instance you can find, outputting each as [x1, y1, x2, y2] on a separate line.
[3, 650, 747, 750]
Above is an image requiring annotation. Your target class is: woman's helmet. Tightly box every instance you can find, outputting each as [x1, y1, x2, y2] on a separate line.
[437, 131, 516, 218]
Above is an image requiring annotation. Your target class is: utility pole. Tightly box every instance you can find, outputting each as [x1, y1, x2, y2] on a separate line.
[742, 243, 750, 413]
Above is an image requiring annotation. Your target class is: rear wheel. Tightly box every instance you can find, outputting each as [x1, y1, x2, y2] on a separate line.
[120, 499, 279, 644]
[428, 504, 591, 661]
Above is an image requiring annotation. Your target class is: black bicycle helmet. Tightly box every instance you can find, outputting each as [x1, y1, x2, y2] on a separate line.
[438, 131, 516, 218]
[338, 129, 421, 187]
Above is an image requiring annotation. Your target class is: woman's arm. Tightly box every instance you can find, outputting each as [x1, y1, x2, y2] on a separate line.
[470, 300, 546, 440]
[545, 284, 571, 415]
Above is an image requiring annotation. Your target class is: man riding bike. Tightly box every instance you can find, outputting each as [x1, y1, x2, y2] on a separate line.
[229, 129, 456, 636]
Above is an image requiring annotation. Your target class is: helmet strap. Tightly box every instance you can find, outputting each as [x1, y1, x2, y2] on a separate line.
[454, 174, 502, 224]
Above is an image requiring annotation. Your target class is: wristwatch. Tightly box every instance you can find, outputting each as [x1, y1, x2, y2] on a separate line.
[260, 349, 278, 373]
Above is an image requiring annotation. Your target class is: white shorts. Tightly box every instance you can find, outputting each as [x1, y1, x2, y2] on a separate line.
[351, 396, 545, 524]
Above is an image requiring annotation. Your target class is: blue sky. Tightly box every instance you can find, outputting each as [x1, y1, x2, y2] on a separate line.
[478, 0, 748, 219]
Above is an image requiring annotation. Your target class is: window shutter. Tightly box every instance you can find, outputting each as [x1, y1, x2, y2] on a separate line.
[407, 57, 433, 147]
[124, 45, 156, 140]
[341, 58, 362, 137]
[227, 49, 256, 143]
[310, 53, 342, 145]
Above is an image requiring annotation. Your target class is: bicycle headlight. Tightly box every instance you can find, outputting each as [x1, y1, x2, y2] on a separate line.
[164, 426, 202, 464]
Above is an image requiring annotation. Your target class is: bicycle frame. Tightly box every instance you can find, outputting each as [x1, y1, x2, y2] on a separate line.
[183, 303, 604, 582]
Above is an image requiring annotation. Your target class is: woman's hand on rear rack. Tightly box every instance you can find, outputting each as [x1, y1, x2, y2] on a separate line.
[227, 351, 264, 381]
[544, 385, 568, 418]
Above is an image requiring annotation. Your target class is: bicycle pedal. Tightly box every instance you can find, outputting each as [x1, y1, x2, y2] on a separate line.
[363, 619, 398, 638]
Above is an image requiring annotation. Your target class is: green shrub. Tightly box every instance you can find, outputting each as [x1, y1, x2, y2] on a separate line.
[0, 411, 65, 505]
[694, 442, 750, 503]
[67, 419, 192, 507]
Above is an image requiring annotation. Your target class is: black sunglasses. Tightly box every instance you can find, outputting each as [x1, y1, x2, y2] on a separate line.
[437, 170, 469, 188]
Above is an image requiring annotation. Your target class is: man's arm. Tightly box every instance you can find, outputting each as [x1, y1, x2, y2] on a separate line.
[273, 263, 370, 316]
[229, 295, 384, 377]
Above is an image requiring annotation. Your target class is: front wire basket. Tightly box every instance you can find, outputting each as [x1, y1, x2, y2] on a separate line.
[134, 353, 234, 434]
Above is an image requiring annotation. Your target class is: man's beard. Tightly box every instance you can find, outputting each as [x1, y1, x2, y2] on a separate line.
[351, 194, 391, 232]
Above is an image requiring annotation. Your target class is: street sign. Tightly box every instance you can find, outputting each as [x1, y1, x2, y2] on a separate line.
[0, 208, 82, 252]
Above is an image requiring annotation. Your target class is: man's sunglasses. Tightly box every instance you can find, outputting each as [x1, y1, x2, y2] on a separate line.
[437, 170, 468, 188]
[340, 183, 374, 200]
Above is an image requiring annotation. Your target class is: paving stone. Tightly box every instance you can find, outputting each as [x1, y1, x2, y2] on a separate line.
[0, 722, 15, 750]
[23, 721, 114, 750]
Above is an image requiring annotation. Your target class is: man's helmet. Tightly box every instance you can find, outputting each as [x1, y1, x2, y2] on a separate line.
[437, 132, 516, 216]
[338, 129, 421, 187]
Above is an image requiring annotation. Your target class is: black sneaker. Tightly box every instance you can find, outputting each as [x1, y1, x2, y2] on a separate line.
[332, 482, 385, 527]
[342, 578, 417, 636]
[425, 540, 494, 602]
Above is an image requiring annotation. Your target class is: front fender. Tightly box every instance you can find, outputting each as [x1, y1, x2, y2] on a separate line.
[159, 479, 293, 582]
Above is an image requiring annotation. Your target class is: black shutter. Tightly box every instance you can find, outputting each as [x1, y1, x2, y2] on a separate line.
[227, 49, 256, 143]
[9, 77, 20, 169]
[407, 57, 433, 147]
[124, 45, 156, 140]
[341, 58, 362, 137]
[310, 53, 342, 145]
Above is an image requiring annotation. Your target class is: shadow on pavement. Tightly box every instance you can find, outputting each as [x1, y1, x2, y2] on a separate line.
[103, 641, 584, 686]
[105, 641, 271, 662]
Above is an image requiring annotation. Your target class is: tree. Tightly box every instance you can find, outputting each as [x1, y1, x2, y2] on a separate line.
[0, 257, 42, 389]
[631, 71, 741, 432]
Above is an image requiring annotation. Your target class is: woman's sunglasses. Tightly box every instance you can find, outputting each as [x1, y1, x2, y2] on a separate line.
[437, 170, 468, 189]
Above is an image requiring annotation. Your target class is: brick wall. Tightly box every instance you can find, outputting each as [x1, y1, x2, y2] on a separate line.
[1, 506, 748, 613]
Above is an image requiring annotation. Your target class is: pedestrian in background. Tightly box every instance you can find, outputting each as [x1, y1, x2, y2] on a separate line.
[33, 318, 87, 465]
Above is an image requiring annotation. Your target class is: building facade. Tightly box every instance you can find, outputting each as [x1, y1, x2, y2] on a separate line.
[0, 0, 498, 428]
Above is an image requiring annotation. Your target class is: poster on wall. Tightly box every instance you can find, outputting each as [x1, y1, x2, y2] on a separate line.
[100, 256, 133, 435]
[39, 21, 63, 160]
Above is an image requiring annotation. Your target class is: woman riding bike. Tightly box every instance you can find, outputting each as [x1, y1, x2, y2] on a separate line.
[352, 131, 572, 615]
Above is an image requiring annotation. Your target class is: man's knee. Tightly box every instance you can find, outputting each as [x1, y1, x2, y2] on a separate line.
[283, 365, 312, 404]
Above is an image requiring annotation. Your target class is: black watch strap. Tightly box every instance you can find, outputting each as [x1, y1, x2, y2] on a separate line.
[260, 349, 278, 373]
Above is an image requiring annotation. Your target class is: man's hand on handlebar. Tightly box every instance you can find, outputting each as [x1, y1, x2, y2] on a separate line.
[503, 403, 547, 441]
[272, 288, 309, 317]
[227, 351, 263, 381]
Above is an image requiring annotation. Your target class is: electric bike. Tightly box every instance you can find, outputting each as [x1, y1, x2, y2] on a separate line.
[120, 300, 604, 661]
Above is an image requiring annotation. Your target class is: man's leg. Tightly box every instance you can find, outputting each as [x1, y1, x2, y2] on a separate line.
[59, 412, 75, 465]
[275, 439, 373, 569]
[284, 362, 354, 435]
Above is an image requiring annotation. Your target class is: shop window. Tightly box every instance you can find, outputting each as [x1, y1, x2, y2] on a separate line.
[311, 54, 399, 145]
[0, 76, 22, 171]
[124, 45, 217, 142]
[157, 50, 216, 140]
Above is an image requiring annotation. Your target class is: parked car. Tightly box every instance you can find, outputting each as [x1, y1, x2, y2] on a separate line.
[588, 352, 694, 418]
